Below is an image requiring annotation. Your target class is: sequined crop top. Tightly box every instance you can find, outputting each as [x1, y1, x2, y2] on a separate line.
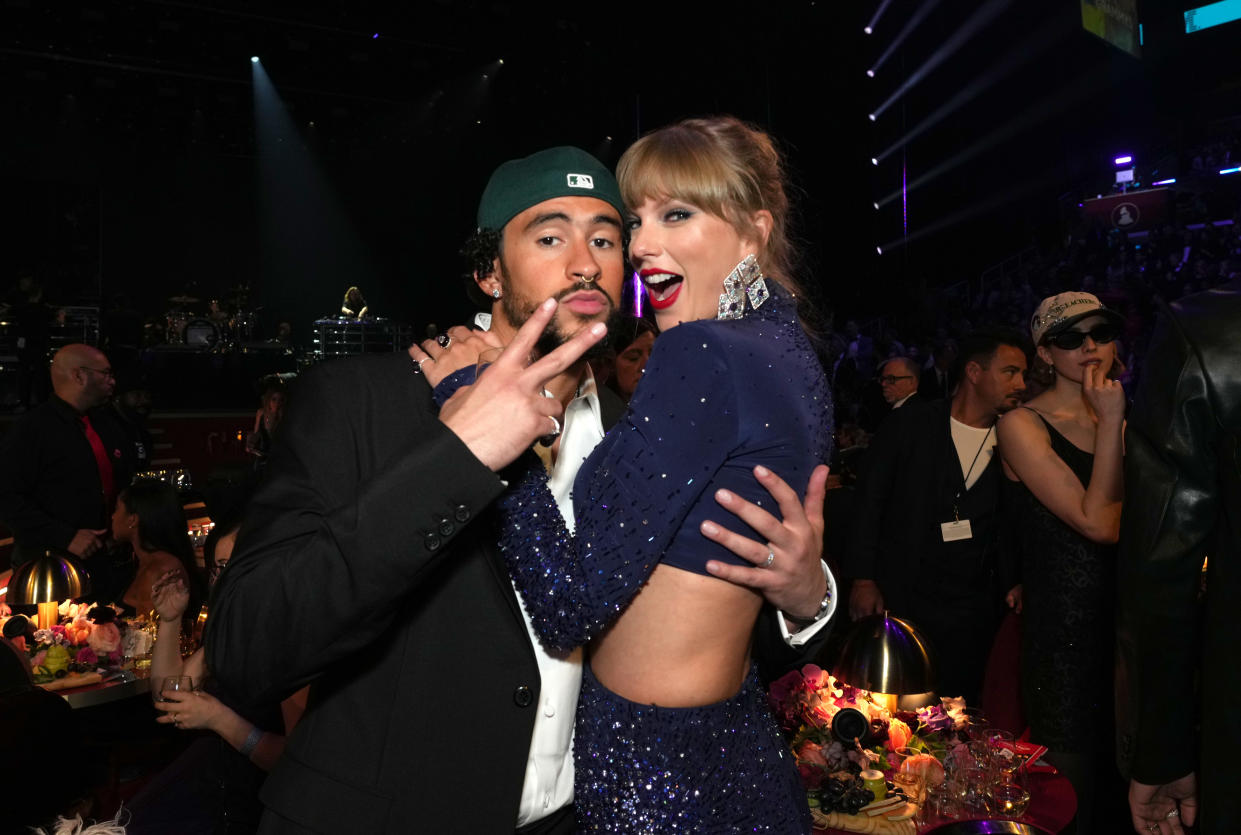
[446, 285, 832, 654]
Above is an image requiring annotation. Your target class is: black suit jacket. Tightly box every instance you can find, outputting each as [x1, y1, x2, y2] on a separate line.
[1117, 280, 1241, 833]
[0, 396, 134, 566]
[844, 398, 1003, 615]
[206, 353, 823, 833]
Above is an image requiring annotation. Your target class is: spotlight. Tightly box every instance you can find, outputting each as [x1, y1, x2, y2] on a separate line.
[876, 246, 883, 254]
[873, 202, 879, 209]
[250, 56, 259, 63]
[498, 58, 505, 65]
[372, 33, 379, 39]
[1114, 155, 1133, 165]
[867, 69, 875, 78]
[871, 158, 878, 165]
[605, 136, 612, 141]
[868, 113, 876, 121]
[864, 26, 873, 34]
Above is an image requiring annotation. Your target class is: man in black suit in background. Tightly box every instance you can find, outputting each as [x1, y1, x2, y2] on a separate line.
[207, 147, 834, 834]
[845, 330, 1027, 705]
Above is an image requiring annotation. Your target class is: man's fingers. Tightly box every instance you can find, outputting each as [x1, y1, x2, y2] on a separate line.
[713, 488, 782, 545]
[500, 298, 557, 367]
[803, 465, 829, 535]
[699, 519, 769, 565]
[704, 560, 773, 590]
[524, 320, 607, 384]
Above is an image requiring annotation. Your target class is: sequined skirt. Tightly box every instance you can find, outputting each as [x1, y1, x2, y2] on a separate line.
[574, 664, 811, 834]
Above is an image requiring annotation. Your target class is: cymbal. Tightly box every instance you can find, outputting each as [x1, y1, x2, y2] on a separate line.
[168, 295, 200, 304]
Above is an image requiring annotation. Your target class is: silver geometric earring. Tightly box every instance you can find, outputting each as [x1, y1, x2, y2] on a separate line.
[717, 254, 769, 320]
[491, 289, 502, 299]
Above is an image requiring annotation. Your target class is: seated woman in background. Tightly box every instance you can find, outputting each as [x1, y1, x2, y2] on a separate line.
[93, 479, 203, 622]
[127, 521, 307, 835]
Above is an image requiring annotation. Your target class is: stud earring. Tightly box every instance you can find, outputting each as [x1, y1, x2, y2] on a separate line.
[491, 289, 502, 299]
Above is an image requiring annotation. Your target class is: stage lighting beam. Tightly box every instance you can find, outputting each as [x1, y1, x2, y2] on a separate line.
[250, 56, 259, 63]
[872, 0, 1011, 120]
[865, 0, 894, 35]
[873, 18, 1062, 164]
[1115, 155, 1133, 165]
[871, 0, 943, 75]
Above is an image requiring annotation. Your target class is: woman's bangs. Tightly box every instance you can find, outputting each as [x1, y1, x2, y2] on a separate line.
[620, 138, 732, 218]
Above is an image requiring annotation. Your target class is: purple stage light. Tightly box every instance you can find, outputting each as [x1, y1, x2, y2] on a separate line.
[372, 33, 379, 39]
[864, 26, 873, 34]
[1114, 155, 1132, 165]
[1152, 178, 1177, 186]
[867, 69, 875, 78]
[868, 113, 876, 121]
[871, 157, 878, 165]
[876, 246, 883, 255]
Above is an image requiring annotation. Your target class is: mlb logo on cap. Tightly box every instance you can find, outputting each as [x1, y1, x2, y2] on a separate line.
[567, 173, 594, 189]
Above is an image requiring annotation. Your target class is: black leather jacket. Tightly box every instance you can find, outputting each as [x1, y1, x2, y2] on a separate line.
[1116, 279, 1241, 834]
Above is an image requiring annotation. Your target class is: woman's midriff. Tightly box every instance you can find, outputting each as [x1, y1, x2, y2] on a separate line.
[588, 562, 763, 707]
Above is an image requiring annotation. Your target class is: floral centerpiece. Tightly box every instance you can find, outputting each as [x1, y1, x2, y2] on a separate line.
[11, 604, 137, 685]
[769, 663, 968, 818]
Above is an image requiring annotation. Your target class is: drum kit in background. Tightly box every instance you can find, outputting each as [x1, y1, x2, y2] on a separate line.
[161, 292, 259, 352]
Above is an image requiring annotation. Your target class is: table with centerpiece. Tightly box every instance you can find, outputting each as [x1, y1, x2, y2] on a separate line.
[771, 615, 1076, 835]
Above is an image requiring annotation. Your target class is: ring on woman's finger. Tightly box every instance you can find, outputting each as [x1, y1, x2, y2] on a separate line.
[763, 551, 775, 569]
[547, 415, 561, 437]
[1166, 809, 1179, 819]
[416, 357, 432, 368]
[437, 333, 452, 349]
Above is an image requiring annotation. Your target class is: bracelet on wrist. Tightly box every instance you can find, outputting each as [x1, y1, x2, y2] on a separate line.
[238, 725, 264, 758]
[788, 563, 835, 627]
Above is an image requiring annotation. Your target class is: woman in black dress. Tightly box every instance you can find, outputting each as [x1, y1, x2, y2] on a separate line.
[996, 292, 1126, 834]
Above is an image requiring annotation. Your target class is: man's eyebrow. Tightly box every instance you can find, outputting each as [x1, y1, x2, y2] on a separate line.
[522, 212, 622, 232]
[523, 211, 571, 231]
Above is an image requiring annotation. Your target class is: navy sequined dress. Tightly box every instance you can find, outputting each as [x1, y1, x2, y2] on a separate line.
[491, 285, 832, 832]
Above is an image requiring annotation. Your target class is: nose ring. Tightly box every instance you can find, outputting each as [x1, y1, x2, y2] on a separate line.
[580, 272, 598, 284]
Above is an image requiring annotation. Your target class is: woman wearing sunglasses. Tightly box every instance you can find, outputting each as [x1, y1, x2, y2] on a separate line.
[996, 292, 1127, 832]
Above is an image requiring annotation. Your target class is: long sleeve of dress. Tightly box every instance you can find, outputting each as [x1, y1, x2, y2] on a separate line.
[496, 324, 740, 655]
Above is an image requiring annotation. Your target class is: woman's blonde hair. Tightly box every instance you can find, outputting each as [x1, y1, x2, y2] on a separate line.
[617, 116, 798, 291]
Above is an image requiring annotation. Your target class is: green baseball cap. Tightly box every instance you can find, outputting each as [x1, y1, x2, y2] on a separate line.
[476, 146, 625, 232]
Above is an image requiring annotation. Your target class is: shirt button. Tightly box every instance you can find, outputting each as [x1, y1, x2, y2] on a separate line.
[436, 516, 455, 537]
[423, 532, 441, 552]
[454, 504, 470, 523]
[513, 686, 533, 707]
[543, 703, 556, 718]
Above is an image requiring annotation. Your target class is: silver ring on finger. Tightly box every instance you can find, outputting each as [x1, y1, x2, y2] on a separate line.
[437, 333, 452, 349]
[416, 357, 432, 368]
[1166, 809, 1179, 819]
[547, 415, 561, 437]
[763, 550, 775, 569]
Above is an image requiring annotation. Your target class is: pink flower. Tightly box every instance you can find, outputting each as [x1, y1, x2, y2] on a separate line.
[31, 649, 47, 667]
[74, 646, 98, 666]
[796, 739, 829, 767]
[801, 664, 831, 691]
[87, 622, 121, 654]
[887, 717, 912, 751]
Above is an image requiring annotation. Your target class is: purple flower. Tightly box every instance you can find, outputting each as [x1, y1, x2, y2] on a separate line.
[74, 646, 99, 666]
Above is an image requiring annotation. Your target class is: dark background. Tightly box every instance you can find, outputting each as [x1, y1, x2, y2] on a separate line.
[3, 0, 1239, 340]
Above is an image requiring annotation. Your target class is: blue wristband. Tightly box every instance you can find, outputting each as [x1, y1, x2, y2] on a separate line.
[238, 726, 264, 758]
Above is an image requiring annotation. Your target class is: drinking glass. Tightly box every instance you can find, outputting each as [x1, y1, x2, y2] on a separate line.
[155, 674, 194, 704]
[985, 730, 1019, 784]
[475, 347, 504, 380]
